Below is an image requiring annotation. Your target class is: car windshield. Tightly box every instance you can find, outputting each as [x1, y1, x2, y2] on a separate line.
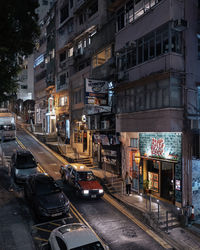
[77, 171, 95, 181]
[35, 181, 61, 196]
[71, 241, 104, 250]
[16, 154, 36, 169]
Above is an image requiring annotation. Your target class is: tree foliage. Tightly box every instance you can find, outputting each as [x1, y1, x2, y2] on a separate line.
[0, 0, 40, 102]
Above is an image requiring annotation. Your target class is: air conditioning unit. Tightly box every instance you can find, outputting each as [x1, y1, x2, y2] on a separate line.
[173, 19, 188, 31]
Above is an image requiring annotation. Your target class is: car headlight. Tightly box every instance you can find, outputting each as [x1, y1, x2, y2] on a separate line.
[83, 190, 89, 195]
[99, 189, 104, 194]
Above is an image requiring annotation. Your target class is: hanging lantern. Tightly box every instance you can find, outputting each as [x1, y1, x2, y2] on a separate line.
[135, 151, 141, 165]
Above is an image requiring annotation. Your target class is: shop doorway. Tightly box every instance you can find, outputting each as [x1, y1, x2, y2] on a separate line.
[161, 162, 174, 201]
[83, 131, 87, 152]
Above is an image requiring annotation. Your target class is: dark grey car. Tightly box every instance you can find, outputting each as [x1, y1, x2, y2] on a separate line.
[11, 150, 38, 184]
[24, 173, 70, 219]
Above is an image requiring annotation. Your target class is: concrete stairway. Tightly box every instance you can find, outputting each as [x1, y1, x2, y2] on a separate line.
[103, 176, 124, 195]
[150, 203, 180, 231]
[74, 156, 93, 168]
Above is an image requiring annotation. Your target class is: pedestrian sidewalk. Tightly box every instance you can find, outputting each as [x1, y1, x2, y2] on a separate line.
[91, 166, 200, 250]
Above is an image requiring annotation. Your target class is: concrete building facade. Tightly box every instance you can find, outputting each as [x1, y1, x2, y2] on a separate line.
[109, 0, 200, 213]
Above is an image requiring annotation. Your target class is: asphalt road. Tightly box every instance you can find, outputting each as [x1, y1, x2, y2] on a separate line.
[0, 128, 165, 250]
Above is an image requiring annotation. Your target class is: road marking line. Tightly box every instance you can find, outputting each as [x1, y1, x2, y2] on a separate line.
[49, 222, 61, 227]
[34, 237, 48, 242]
[33, 226, 52, 233]
[19, 127, 172, 249]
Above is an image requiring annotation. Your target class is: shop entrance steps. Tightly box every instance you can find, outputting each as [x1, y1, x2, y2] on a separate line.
[151, 207, 180, 231]
[73, 157, 93, 168]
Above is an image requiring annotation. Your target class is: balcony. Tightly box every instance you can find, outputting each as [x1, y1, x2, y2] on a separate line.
[56, 79, 69, 92]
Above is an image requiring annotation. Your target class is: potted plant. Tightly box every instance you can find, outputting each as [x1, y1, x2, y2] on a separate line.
[143, 179, 149, 194]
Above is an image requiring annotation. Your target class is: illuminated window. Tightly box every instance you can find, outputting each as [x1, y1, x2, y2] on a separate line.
[68, 47, 74, 57]
[59, 96, 67, 106]
[92, 46, 112, 68]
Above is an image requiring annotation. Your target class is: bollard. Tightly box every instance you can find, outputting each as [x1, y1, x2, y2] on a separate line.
[158, 202, 160, 221]
[149, 195, 151, 213]
[166, 211, 169, 233]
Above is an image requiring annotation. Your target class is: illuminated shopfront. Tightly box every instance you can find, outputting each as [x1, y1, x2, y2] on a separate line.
[139, 132, 182, 205]
[46, 96, 56, 134]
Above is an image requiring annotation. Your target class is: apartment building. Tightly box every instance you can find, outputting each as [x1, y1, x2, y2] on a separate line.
[34, 1, 56, 132]
[108, 0, 200, 213]
[55, 0, 117, 162]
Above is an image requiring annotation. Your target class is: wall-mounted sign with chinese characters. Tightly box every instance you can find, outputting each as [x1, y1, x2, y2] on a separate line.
[139, 133, 182, 161]
[151, 138, 165, 157]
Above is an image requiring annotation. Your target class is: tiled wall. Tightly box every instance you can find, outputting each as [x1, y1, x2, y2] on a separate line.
[139, 132, 182, 203]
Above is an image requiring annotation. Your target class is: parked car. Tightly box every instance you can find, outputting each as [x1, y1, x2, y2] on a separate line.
[48, 223, 109, 250]
[60, 164, 104, 199]
[11, 149, 39, 184]
[24, 173, 70, 218]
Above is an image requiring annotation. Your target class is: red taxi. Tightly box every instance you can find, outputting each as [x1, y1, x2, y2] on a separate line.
[60, 164, 104, 199]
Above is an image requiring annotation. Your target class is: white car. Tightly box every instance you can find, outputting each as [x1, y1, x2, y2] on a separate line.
[49, 223, 109, 250]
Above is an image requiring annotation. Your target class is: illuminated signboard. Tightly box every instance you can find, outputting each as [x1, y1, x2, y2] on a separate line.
[151, 138, 165, 157]
[139, 133, 181, 161]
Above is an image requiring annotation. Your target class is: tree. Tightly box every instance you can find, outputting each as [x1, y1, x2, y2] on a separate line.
[0, 0, 40, 102]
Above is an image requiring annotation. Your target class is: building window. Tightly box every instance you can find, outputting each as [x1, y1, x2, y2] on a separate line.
[92, 46, 112, 68]
[197, 34, 200, 60]
[88, 0, 98, 18]
[59, 51, 66, 62]
[117, 22, 182, 71]
[70, 0, 73, 8]
[68, 47, 74, 57]
[68, 19, 74, 33]
[130, 138, 139, 148]
[116, 77, 182, 113]
[59, 96, 67, 106]
[59, 74, 66, 86]
[116, 0, 162, 32]
[117, 7, 125, 31]
[126, 1, 134, 23]
[73, 89, 82, 104]
[60, 4, 69, 23]
[21, 85, 28, 89]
